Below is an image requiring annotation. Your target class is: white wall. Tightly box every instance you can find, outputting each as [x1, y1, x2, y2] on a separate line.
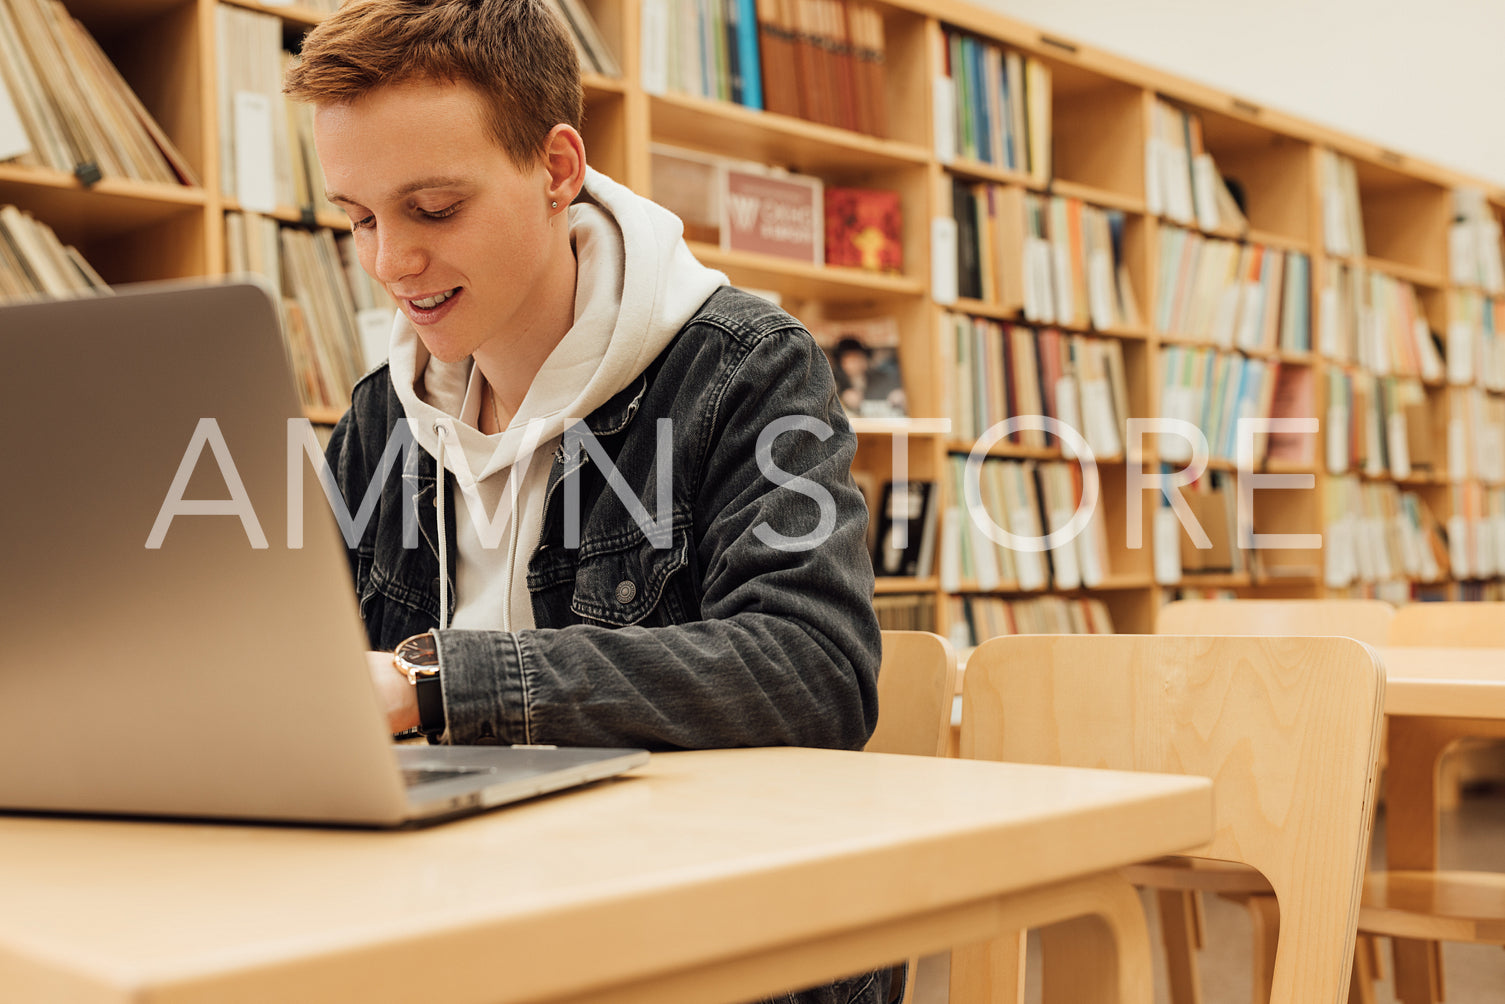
[973, 0, 1505, 186]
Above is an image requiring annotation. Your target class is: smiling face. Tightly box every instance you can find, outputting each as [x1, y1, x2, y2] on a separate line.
[314, 78, 579, 370]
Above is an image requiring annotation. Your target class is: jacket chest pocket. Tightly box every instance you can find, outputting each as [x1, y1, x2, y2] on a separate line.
[568, 526, 693, 627]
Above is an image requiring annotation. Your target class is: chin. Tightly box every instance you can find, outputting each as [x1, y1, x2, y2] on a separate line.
[416, 334, 477, 365]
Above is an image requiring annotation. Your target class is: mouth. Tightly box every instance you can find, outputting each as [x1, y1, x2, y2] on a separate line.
[407, 288, 461, 311]
[400, 287, 463, 325]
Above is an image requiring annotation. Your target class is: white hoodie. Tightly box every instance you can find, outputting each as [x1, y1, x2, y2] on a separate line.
[387, 168, 727, 631]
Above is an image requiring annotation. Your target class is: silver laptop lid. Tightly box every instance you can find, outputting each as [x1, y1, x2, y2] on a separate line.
[0, 281, 413, 825]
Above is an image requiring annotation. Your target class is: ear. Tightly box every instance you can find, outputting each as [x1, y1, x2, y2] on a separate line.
[543, 124, 587, 210]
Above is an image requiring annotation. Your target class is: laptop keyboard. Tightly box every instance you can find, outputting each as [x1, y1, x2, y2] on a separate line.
[402, 766, 491, 788]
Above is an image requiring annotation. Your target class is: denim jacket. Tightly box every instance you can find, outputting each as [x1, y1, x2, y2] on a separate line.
[326, 287, 882, 753]
[328, 289, 891, 1004]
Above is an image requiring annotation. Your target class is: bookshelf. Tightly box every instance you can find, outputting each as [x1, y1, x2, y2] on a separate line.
[7, 0, 1505, 641]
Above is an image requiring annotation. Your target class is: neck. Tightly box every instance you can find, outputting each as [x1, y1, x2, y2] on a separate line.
[474, 223, 578, 419]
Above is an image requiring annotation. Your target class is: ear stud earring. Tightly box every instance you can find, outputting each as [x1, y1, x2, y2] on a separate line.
[551, 200, 558, 209]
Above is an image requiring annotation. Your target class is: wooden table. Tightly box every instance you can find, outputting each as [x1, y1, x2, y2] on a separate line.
[1375, 646, 1505, 1003]
[0, 746, 1212, 1004]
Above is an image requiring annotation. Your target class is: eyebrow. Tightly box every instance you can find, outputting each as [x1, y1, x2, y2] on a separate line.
[325, 177, 473, 206]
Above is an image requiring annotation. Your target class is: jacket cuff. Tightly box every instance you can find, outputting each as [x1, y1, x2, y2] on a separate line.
[431, 629, 530, 744]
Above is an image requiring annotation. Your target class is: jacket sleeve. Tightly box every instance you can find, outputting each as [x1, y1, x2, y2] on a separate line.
[433, 322, 882, 752]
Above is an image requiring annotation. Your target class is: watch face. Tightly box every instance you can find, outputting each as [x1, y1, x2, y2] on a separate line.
[394, 632, 439, 670]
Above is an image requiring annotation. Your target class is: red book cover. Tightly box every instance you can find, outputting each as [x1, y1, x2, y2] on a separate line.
[824, 186, 902, 272]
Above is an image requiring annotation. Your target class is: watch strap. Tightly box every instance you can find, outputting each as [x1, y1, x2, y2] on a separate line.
[415, 674, 445, 738]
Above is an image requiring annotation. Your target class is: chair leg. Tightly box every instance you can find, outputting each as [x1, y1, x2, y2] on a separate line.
[1246, 894, 1279, 1004]
[1391, 939, 1445, 1004]
[950, 873, 1153, 1004]
[1039, 878, 1154, 1004]
[1348, 935, 1376, 1004]
[1157, 889, 1203, 1004]
[950, 931, 1024, 1004]
[1364, 935, 1383, 981]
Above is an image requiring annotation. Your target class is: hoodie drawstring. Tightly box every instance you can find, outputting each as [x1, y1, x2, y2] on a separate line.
[434, 422, 450, 631]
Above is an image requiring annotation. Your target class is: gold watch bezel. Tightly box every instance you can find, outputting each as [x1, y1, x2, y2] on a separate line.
[392, 632, 440, 685]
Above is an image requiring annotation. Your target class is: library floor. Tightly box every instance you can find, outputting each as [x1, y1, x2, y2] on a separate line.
[911, 788, 1505, 1002]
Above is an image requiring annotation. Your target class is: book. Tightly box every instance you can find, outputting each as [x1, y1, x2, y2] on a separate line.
[0, 203, 107, 300]
[824, 186, 901, 273]
[873, 480, 937, 577]
[650, 143, 723, 244]
[550, 0, 621, 77]
[808, 315, 907, 418]
[0, 0, 188, 184]
[722, 162, 823, 263]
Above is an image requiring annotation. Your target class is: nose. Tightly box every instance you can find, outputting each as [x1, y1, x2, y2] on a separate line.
[370, 222, 427, 285]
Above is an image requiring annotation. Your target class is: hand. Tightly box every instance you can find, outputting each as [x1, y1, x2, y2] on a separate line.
[368, 651, 421, 735]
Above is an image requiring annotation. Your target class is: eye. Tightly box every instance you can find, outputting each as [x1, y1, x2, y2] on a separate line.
[419, 202, 460, 221]
[350, 214, 375, 232]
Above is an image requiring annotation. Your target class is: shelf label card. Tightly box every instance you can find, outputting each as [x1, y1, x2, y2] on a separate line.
[1046, 506, 1081, 589]
[933, 76, 956, 163]
[1191, 154, 1222, 232]
[1153, 506, 1182, 584]
[1326, 404, 1348, 474]
[233, 91, 277, 213]
[1323, 190, 1349, 255]
[1386, 411, 1411, 480]
[0, 75, 31, 162]
[1087, 249, 1114, 331]
[1448, 515, 1470, 579]
[1144, 136, 1164, 217]
[931, 217, 958, 305]
[639, 0, 668, 94]
[1448, 417, 1467, 478]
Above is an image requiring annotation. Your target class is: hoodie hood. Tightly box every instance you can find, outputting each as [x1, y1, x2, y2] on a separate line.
[384, 167, 727, 635]
[389, 166, 727, 483]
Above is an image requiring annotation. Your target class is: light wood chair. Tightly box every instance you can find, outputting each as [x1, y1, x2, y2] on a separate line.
[1146, 599, 1395, 1004]
[959, 634, 1386, 1004]
[866, 630, 958, 1004]
[1362, 603, 1505, 1004]
[865, 630, 958, 758]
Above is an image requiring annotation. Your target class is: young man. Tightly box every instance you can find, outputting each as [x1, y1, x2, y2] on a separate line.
[289, 11, 892, 999]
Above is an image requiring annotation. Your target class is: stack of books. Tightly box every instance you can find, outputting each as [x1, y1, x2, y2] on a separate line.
[0, 203, 107, 299]
[0, 0, 194, 183]
[946, 594, 1114, 650]
[225, 212, 371, 413]
[1450, 188, 1505, 294]
[1323, 475, 1449, 588]
[1145, 99, 1246, 235]
[946, 315, 1130, 460]
[1319, 265, 1442, 378]
[950, 184, 1140, 331]
[1320, 150, 1366, 258]
[546, 0, 619, 77]
[1157, 345, 1281, 465]
[1155, 226, 1311, 354]
[642, 0, 888, 137]
[936, 26, 1050, 182]
[939, 456, 1110, 594]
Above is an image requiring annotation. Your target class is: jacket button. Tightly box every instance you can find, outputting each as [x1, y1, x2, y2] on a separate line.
[615, 580, 637, 604]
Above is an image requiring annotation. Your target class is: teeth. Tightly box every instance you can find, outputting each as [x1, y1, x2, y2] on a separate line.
[412, 289, 456, 309]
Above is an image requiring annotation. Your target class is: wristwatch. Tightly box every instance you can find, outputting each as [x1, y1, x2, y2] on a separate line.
[393, 632, 446, 739]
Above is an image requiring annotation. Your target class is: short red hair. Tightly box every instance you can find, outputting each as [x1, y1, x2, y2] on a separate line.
[284, 0, 582, 168]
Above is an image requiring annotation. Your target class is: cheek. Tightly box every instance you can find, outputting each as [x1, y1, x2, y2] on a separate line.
[352, 235, 379, 279]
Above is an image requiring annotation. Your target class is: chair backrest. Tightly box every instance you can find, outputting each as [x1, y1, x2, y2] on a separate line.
[864, 631, 958, 757]
[962, 634, 1385, 1004]
[1157, 598, 1394, 645]
[1389, 601, 1505, 647]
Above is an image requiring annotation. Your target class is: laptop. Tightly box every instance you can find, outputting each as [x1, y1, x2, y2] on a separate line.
[0, 280, 647, 827]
